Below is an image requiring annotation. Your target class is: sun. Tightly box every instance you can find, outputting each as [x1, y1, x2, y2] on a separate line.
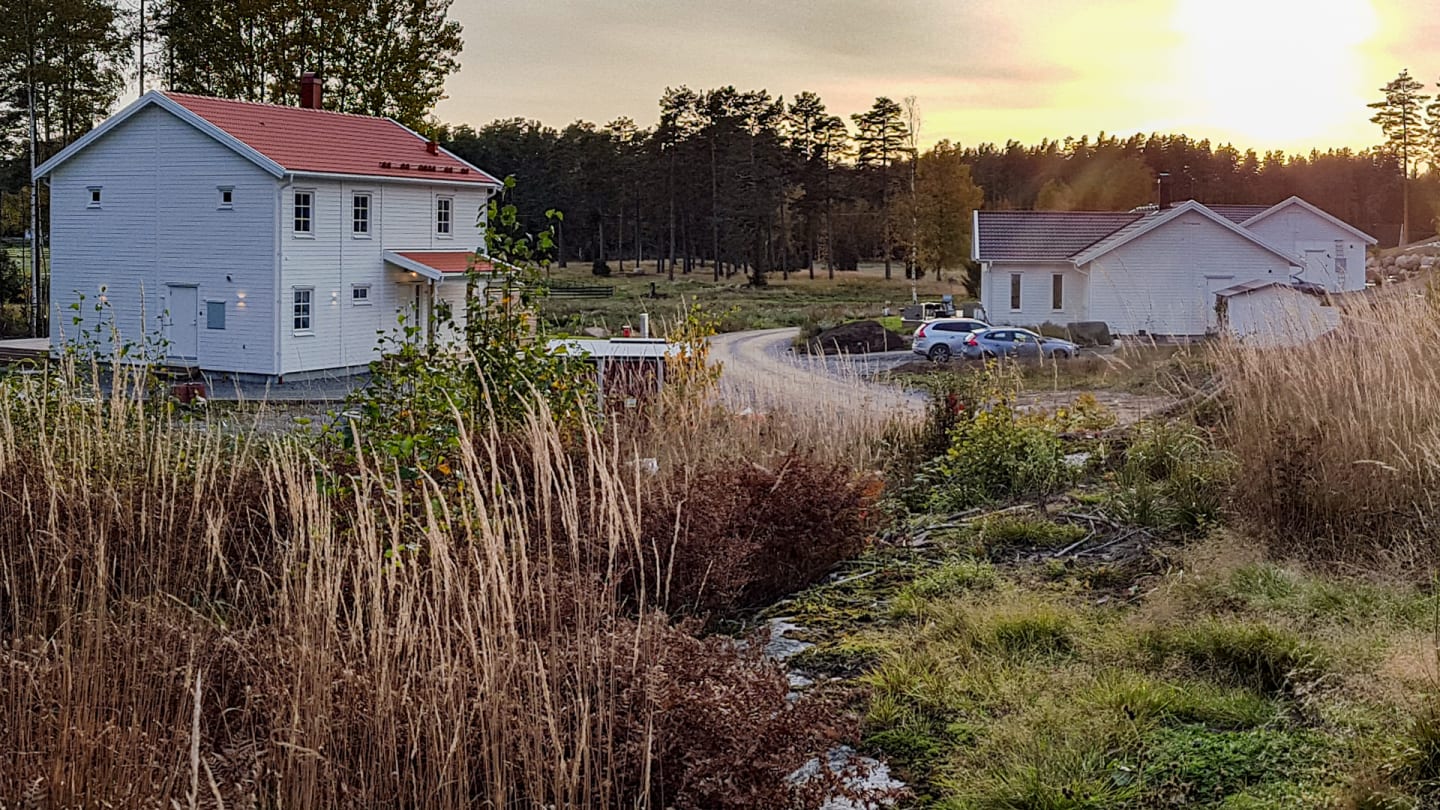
[1171, 0, 1379, 146]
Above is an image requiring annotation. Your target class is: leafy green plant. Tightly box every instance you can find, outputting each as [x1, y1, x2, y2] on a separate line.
[336, 177, 594, 472]
[1108, 420, 1233, 534]
[922, 402, 1071, 512]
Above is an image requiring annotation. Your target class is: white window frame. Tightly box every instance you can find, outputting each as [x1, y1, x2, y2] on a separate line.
[352, 192, 372, 238]
[218, 186, 234, 210]
[293, 190, 315, 237]
[292, 287, 314, 334]
[1009, 273, 1022, 312]
[351, 284, 372, 305]
[1051, 273, 1064, 311]
[87, 186, 102, 208]
[435, 195, 453, 238]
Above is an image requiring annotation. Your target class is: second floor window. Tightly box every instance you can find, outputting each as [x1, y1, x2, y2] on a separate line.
[294, 191, 313, 234]
[353, 194, 371, 236]
[436, 196, 452, 237]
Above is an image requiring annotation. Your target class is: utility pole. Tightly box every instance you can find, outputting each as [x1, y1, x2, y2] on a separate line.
[138, 0, 146, 94]
[25, 0, 42, 338]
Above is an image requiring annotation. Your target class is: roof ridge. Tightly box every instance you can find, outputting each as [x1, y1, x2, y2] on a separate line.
[162, 91, 405, 124]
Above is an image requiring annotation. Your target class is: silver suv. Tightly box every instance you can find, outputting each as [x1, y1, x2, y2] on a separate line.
[912, 318, 991, 362]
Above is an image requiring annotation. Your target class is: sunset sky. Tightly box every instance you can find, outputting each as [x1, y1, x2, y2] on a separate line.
[436, 0, 1440, 154]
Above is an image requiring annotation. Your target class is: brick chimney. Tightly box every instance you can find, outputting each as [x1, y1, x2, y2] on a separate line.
[1156, 172, 1172, 209]
[426, 139, 439, 155]
[300, 72, 321, 110]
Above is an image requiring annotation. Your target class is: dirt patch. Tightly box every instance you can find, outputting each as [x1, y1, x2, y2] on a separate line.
[1018, 390, 1175, 426]
[809, 320, 908, 355]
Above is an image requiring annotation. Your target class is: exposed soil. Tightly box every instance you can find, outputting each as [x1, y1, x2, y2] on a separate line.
[809, 320, 909, 355]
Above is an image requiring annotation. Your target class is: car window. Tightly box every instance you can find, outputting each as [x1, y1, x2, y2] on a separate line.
[932, 323, 957, 332]
[987, 331, 1011, 342]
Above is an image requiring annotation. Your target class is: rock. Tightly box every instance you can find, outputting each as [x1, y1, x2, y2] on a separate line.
[763, 618, 815, 661]
[1065, 321, 1114, 347]
[1422, 256, 1436, 269]
[810, 320, 908, 355]
[788, 746, 906, 809]
[582, 326, 610, 339]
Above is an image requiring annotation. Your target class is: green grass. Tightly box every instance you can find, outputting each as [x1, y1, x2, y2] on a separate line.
[538, 260, 972, 334]
[772, 542, 1432, 808]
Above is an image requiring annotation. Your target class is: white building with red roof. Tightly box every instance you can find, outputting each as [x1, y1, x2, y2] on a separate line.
[972, 197, 1375, 338]
[34, 76, 502, 380]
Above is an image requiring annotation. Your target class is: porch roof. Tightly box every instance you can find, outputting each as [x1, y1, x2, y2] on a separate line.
[383, 250, 492, 282]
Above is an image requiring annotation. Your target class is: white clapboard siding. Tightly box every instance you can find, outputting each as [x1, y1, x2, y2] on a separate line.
[980, 262, 1088, 328]
[1086, 209, 1292, 336]
[277, 179, 490, 375]
[1244, 206, 1368, 293]
[49, 104, 278, 374]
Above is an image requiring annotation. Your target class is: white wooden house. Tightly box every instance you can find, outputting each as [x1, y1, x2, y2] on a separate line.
[973, 197, 1375, 337]
[34, 80, 502, 380]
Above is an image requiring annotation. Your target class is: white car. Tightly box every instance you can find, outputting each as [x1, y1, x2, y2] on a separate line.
[911, 318, 991, 362]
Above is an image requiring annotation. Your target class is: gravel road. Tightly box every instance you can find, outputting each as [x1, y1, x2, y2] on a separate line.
[708, 327, 924, 414]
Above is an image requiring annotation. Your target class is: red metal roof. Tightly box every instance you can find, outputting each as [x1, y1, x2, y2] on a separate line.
[164, 93, 500, 185]
[394, 251, 492, 274]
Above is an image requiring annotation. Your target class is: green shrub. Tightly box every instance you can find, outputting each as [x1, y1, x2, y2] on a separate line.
[1109, 420, 1233, 534]
[922, 403, 1071, 513]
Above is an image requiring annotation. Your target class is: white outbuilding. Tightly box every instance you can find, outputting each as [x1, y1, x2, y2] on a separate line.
[1214, 280, 1340, 347]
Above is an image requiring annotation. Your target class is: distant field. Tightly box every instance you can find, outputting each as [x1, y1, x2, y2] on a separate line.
[539, 259, 974, 335]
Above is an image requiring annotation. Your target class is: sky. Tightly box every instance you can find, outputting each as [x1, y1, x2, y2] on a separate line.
[435, 0, 1440, 155]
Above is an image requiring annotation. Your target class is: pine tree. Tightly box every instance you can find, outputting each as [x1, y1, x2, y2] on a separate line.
[1369, 69, 1429, 244]
[851, 97, 911, 279]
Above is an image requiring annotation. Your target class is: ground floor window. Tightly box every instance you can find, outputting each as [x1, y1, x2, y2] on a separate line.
[206, 300, 225, 330]
[1052, 273, 1064, 310]
[1009, 273, 1022, 310]
[293, 288, 313, 332]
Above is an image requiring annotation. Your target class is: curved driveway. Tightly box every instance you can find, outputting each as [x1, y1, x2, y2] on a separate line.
[708, 328, 924, 414]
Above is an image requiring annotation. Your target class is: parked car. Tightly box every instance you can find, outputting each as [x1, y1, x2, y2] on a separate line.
[912, 318, 991, 361]
[960, 328, 1078, 360]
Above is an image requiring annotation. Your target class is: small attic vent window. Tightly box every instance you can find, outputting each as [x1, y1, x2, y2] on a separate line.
[87, 187, 102, 207]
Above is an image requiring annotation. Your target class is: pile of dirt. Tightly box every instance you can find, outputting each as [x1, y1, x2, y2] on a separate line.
[809, 320, 909, 355]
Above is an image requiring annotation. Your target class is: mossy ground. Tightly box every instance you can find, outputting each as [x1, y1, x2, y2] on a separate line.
[767, 512, 1440, 808]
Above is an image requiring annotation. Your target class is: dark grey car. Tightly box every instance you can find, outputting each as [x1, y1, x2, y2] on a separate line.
[960, 328, 1078, 360]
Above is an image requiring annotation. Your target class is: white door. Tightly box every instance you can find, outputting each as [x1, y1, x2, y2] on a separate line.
[1203, 276, 1234, 332]
[166, 285, 199, 360]
[395, 282, 431, 343]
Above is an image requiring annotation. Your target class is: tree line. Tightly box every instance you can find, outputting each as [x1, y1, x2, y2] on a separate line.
[440, 91, 982, 285]
[1, 3, 1437, 306]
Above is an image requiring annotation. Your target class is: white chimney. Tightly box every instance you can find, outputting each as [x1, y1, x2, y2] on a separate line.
[639, 312, 650, 338]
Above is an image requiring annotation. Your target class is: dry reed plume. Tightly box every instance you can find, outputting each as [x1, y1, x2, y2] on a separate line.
[0, 355, 874, 807]
[1215, 291, 1440, 564]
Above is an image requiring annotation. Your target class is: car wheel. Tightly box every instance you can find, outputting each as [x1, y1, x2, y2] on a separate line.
[1052, 349, 1072, 360]
[928, 344, 952, 362]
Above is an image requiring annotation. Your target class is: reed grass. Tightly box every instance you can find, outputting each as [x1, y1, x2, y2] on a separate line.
[0, 344, 899, 806]
[1213, 292, 1440, 564]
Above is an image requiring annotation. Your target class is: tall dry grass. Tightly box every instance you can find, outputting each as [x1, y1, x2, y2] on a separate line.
[0, 352, 885, 806]
[1214, 292, 1440, 563]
